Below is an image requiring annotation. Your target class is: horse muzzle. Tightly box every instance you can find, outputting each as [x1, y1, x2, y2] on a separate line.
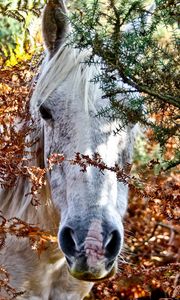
[68, 256, 117, 281]
[58, 218, 122, 281]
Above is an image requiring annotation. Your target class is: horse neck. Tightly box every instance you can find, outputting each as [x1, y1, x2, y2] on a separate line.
[0, 120, 59, 233]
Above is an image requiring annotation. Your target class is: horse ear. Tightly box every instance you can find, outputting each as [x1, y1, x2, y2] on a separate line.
[42, 0, 69, 55]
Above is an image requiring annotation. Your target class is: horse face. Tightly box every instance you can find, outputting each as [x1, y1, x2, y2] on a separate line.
[37, 75, 128, 281]
[34, 0, 131, 282]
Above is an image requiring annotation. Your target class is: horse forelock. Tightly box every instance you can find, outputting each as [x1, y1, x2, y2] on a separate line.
[31, 45, 101, 115]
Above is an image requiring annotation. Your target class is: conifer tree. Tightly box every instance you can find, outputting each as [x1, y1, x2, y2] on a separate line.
[69, 0, 179, 169]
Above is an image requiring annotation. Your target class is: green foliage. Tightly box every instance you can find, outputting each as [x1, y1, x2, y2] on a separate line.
[0, 17, 21, 47]
[0, 0, 45, 63]
[0, 0, 44, 20]
[69, 0, 179, 168]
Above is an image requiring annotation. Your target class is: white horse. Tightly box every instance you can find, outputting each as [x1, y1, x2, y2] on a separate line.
[0, 0, 137, 299]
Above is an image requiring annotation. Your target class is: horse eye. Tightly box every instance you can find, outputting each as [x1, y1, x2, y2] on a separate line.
[39, 104, 53, 120]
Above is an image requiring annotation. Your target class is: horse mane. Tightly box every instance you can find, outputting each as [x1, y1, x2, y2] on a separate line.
[31, 45, 101, 114]
[0, 112, 58, 230]
[0, 154, 58, 232]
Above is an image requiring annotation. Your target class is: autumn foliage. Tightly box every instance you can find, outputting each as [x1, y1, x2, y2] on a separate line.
[0, 35, 179, 300]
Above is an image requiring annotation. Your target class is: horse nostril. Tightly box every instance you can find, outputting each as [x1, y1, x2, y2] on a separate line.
[105, 230, 121, 259]
[59, 227, 76, 257]
[39, 104, 53, 120]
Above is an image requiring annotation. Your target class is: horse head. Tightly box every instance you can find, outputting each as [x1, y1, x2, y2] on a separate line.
[31, 0, 136, 282]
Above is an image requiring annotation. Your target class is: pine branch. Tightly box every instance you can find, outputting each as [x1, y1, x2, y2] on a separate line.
[163, 159, 180, 171]
[105, 65, 180, 109]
